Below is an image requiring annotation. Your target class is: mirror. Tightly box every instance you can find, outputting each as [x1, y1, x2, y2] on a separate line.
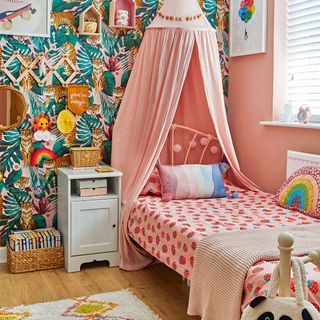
[0, 85, 27, 131]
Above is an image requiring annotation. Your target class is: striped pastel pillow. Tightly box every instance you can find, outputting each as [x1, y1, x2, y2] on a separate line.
[158, 164, 227, 201]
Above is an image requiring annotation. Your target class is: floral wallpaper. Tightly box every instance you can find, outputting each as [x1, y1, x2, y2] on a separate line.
[0, 0, 229, 246]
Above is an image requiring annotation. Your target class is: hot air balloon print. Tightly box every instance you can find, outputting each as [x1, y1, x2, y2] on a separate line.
[238, 0, 256, 40]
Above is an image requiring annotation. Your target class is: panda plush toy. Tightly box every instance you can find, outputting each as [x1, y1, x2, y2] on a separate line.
[241, 258, 320, 320]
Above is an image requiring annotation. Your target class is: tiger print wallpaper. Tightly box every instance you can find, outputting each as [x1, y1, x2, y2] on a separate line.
[0, 0, 229, 246]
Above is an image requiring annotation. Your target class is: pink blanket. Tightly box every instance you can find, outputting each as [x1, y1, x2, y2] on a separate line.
[188, 224, 320, 320]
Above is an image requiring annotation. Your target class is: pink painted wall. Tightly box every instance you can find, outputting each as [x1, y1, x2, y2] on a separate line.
[228, 0, 320, 194]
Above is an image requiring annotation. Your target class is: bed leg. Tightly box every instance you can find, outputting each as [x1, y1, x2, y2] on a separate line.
[182, 277, 191, 287]
[278, 232, 294, 297]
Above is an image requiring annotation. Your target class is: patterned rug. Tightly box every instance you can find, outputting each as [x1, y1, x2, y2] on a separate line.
[0, 290, 161, 320]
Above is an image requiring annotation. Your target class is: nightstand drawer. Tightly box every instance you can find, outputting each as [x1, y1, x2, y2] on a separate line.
[77, 179, 108, 189]
[71, 199, 118, 256]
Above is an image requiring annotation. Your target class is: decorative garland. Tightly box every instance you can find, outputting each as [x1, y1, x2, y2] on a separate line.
[158, 12, 204, 22]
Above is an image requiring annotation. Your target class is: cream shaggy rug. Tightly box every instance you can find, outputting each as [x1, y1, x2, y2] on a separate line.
[0, 289, 161, 320]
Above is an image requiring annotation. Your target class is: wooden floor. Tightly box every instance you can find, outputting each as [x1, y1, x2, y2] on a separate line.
[0, 262, 200, 320]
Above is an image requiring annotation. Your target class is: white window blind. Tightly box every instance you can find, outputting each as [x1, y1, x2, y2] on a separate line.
[287, 0, 320, 116]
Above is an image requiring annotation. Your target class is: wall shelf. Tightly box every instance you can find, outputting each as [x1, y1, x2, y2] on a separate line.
[79, 5, 102, 36]
[110, 25, 135, 31]
[109, 0, 136, 30]
[260, 121, 320, 130]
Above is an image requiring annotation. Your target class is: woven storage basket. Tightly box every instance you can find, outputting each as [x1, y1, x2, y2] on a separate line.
[70, 147, 100, 168]
[7, 244, 64, 274]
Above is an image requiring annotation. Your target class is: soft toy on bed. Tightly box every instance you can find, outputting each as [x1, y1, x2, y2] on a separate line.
[241, 258, 320, 320]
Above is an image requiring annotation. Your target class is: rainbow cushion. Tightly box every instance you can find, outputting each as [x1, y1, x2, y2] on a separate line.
[275, 166, 320, 219]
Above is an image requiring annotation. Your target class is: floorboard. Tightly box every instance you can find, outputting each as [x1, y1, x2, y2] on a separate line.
[0, 262, 200, 320]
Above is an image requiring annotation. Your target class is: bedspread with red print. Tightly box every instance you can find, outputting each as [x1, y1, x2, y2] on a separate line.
[128, 182, 319, 280]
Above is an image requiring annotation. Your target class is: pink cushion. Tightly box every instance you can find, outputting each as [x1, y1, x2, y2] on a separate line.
[275, 166, 320, 219]
[140, 167, 162, 197]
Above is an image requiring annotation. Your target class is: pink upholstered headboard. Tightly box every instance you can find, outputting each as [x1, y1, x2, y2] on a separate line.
[169, 123, 223, 165]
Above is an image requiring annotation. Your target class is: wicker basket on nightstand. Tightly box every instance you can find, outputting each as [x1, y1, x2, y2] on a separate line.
[70, 147, 100, 168]
[7, 244, 64, 274]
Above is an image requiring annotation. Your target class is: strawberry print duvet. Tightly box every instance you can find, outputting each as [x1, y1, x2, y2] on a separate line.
[128, 181, 320, 309]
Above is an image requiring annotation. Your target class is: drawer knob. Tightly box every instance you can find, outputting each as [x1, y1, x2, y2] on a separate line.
[113, 224, 116, 228]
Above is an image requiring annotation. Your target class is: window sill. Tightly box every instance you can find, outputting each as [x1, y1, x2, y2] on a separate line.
[260, 121, 320, 130]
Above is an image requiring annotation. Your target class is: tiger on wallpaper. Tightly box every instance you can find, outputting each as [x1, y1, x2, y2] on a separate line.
[92, 128, 104, 160]
[86, 36, 100, 46]
[197, 0, 204, 6]
[64, 129, 76, 147]
[20, 129, 33, 164]
[93, 0, 106, 16]
[114, 87, 125, 108]
[43, 156, 71, 179]
[51, 12, 76, 35]
[20, 202, 35, 230]
[43, 85, 67, 108]
[43, 160, 55, 180]
[216, 0, 227, 30]
[61, 42, 77, 77]
[14, 177, 30, 190]
[55, 155, 71, 168]
[87, 104, 101, 117]
[21, 55, 35, 90]
[93, 58, 105, 92]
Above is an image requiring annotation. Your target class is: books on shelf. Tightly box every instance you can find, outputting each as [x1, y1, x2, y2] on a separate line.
[8, 228, 62, 252]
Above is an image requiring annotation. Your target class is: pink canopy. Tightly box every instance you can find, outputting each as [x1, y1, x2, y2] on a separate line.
[111, 0, 259, 270]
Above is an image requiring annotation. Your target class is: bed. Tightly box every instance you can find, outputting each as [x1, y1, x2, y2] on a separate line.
[128, 124, 320, 312]
[129, 184, 320, 310]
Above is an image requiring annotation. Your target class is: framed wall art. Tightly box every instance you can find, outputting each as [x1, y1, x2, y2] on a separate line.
[0, 0, 51, 37]
[230, 0, 268, 57]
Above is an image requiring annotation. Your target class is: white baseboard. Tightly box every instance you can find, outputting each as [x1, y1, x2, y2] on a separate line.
[0, 247, 7, 263]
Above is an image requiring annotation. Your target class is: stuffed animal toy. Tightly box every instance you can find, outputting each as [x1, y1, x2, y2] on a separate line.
[241, 258, 320, 320]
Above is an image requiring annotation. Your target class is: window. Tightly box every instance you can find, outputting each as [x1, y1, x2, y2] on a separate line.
[287, 0, 320, 119]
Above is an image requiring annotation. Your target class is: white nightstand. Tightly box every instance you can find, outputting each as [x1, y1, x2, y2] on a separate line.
[57, 167, 122, 273]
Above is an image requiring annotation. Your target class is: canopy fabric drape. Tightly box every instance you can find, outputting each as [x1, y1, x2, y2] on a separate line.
[112, 28, 195, 269]
[195, 31, 259, 190]
[112, 25, 259, 270]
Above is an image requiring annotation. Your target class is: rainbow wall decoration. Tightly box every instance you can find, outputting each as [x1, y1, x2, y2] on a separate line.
[276, 167, 320, 219]
[30, 148, 57, 167]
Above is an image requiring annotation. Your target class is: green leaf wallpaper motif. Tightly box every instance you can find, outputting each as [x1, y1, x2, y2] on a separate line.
[0, 0, 229, 246]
